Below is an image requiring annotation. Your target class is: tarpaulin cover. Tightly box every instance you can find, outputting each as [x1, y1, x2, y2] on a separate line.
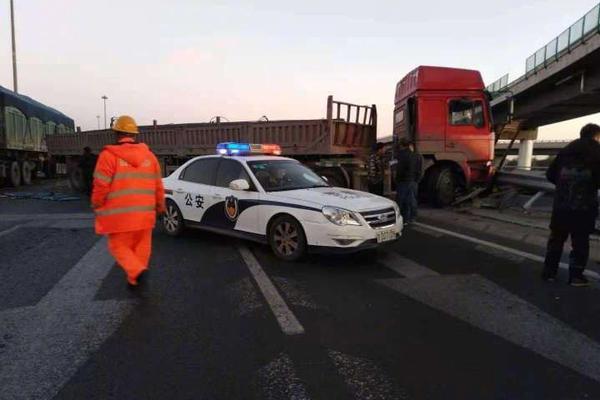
[0, 85, 74, 127]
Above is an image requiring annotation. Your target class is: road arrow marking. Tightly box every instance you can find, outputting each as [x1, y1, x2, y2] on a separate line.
[328, 350, 409, 400]
[377, 253, 600, 383]
[0, 237, 135, 400]
[256, 353, 311, 400]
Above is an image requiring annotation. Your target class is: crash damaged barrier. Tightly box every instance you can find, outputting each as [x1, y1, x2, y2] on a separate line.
[0, 192, 81, 201]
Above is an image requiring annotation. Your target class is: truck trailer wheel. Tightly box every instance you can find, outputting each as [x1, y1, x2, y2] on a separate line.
[21, 161, 33, 186]
[9, 161, 22, 187]
[427, 166, 455, 207]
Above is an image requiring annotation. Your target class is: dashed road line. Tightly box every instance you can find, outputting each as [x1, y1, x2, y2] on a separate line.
[414, 222, 600, 280]
[237, 246, 305, 335]
[328, 350, 409, 400]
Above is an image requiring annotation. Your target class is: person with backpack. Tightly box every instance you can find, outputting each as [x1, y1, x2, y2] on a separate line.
[543, 123, 600, 286]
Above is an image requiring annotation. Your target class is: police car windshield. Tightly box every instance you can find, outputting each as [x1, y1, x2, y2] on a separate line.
[247, 160, 329, 192]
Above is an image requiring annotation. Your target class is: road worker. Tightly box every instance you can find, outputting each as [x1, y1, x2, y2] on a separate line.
[543, 123, 600, 286]
[91, 115, 166, 287]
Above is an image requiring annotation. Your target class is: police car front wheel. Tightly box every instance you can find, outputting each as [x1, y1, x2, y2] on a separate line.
[163, 200, 184, 236]
[269, 215, 307, 261]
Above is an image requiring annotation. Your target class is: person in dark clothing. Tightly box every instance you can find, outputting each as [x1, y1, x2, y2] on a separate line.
[367, 142, 385, 196]
[395, 138, 423, 224]
[543, 123, 600, 286]
[79, 146, 97, 196]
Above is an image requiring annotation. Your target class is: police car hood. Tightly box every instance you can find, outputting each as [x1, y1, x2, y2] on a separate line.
[269, 187, 394, 211]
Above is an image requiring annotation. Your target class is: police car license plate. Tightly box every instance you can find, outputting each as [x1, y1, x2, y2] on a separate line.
[376, 229, 396, 243]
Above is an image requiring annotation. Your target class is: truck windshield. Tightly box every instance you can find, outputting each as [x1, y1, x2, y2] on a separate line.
[449, 99, 485, 128]
[247, 160, 329, 192]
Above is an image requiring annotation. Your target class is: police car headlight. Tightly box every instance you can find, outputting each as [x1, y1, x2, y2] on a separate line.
[322, 206, 362, 226]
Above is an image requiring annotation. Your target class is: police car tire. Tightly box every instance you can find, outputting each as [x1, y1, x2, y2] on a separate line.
[163, 200, 184, 236]
[268, 215, 307, 261]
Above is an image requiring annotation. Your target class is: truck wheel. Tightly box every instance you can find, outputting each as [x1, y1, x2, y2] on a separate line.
[162, 200, 185, 236]
[269, 215, 307, 261]
[69, 166, 84, 193]
[22, 162, 33, 186]
[9, 161, 21, 187]
[428, 166, 455, 207]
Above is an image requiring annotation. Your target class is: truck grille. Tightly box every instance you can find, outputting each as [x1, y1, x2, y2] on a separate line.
[360, 207, 396, 229]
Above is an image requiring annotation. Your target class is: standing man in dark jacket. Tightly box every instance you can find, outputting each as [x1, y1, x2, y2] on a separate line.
[367, 142, 385, 196]
[396, 138, 423, 224]
[543, 123, 600, 286]
[79, 146, 97, 197]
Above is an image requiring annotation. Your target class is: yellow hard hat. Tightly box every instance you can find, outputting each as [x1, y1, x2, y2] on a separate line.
[112, 115, 139, 134]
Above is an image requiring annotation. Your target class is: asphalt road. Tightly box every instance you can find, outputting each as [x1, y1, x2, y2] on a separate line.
[2, 188, 600, 399]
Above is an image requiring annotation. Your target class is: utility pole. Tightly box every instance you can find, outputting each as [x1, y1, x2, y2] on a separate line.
[96, 115, 100, 130]
[101, 96, 108, 129]
[10, 0, 18, 93]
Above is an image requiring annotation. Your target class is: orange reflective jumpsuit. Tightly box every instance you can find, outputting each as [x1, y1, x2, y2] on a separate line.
[91, 137, 166, 285]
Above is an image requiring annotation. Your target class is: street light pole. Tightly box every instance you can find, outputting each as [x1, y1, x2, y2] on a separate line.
[101, 96, 108, 129]
[96, 115, 100, 130]
[10, 0, 18, 93]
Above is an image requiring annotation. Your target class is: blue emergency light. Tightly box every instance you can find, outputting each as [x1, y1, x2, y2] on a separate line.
[217, 142, 282, 156]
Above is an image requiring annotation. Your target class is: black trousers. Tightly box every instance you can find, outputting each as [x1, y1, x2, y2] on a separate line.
[368, 181, 384, 196]
[543, 227, 590, 277]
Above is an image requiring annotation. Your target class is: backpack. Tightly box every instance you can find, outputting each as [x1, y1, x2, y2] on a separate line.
[555, 161, 596, 212]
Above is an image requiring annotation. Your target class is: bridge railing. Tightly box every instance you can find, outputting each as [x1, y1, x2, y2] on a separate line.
[526, 3, 600, 74]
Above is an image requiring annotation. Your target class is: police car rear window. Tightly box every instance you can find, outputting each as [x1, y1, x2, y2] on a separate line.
[180, 158, 219, 185]
[215, 159, 254, 189]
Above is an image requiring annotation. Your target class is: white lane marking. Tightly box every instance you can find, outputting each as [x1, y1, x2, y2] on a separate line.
[256, 353, 311, 400]
[328, 350, 409, 400]
[0, 224, 21, 238]
[0, 237, 135, 400]
[272, 277, 323, 311]
[379, 251, 439, 279]
[410, 224, 444, 238]
[475, 245, 525, 263]
[415, 222, 600, 280]
[378, 274, 600, 383]
[237, 246, 305, 335]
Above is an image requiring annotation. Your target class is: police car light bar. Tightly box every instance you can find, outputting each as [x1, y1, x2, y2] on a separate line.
[217, 142, 282, 156]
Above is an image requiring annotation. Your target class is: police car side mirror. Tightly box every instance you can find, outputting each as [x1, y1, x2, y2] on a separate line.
[229, 179, 250, 191]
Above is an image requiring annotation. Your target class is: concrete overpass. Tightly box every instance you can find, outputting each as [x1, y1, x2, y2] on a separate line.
[488, 3, 600, 168]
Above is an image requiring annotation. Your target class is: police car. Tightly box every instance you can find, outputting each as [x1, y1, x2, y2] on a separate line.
[162, 143, 402, 260]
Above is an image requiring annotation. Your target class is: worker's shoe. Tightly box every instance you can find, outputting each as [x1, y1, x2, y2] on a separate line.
[127, 269, 148, 288]
[569, 275, 590, 287]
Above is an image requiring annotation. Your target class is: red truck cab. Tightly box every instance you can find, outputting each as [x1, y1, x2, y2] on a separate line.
[393, 66, 494, 206]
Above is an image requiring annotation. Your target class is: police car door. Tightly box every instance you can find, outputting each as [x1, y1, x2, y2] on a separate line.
[175, 157, 220, 223]
[205, 158, 259, 234]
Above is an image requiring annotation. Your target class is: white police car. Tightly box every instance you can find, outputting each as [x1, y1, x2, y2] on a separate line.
[162, 143, 402, 260]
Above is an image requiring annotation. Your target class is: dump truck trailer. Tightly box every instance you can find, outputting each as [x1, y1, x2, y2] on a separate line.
[0, 85, 75, 187]
[46, 96, 378, 192]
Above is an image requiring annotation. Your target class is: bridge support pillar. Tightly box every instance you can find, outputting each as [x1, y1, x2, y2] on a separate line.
[517, 139, 534, 170]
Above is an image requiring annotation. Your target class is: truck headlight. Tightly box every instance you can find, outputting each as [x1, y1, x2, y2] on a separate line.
[322, 206, 362, 226]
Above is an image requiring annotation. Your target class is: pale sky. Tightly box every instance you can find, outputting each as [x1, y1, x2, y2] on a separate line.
[1, 0, 599, 140]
